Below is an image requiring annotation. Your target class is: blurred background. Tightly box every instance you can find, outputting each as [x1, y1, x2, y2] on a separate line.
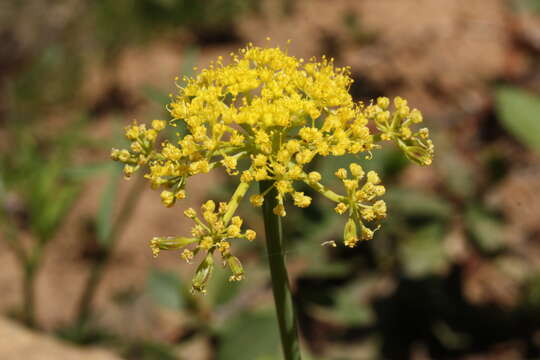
[1, 0, 540, 359]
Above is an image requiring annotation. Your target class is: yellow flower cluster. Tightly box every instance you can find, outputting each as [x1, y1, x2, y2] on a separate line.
[111, 42, 434, 293]
[150, 199, 255, 292]
[110, 120, 166, 179]
[370, 96, 434, 166]
[332, 164, 386, 247]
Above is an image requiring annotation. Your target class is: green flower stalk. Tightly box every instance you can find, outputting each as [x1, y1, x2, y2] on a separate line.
[111, 41, 434, 359]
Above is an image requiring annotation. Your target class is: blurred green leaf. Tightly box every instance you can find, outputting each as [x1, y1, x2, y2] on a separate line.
[465, 205, 505, 253]
[97, 164, 122, 246]
[513, 0, 540, 12]
[434, 134, 476, 198]
[399, 223, 447, 277]
[495, 86, 540, 152]
[32, 184, 81, 242]
[310, 279, 376, 327]
[524, 273, 540, 308]
[319, 147, 406, 186]
[142, 86, 170, 106]
[217, 311, 280, 360]
[124, 340, 177, 360]
[147, 268, 184, 309]
[64, 162, 113, 180]
[207, 263, 241, 307]
[295, 240, 351, 277]
[386, 188, 453, 221]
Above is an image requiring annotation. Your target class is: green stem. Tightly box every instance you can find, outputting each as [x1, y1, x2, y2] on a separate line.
[223, 181, 250, 224]
[76, 174, 146, 325]
[259, 181, 301, 360]
[302, 176, 345, 203]
[22, 262, 37, 328]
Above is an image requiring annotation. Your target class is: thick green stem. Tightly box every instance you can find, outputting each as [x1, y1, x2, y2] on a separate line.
[259, 181, 301, 360]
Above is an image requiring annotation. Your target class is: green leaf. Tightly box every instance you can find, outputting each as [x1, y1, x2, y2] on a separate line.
[207, 264, 241, 307]
[64, 162, 113, 180]
[434, 134, 476, 198]
[386, 188, 453, 220]
[495, 86, 540, 152]
[217, 311, 280, 360]
[513, 0, 540, 13]
[465, 205, 505, 253]
[399, 223, 447, 277]
[179, 46, 199, 83]
[310, 278, 376, 327]
[142, 86, 170, 106]
[147, 268, 184, 310]
[96, 164, 122, 246]
[32, 184, 81, 242]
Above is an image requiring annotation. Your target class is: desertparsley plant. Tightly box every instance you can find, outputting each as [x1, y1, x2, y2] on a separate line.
[111, 41, 433, 359]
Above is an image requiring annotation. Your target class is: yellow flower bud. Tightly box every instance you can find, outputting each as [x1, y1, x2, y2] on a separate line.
[410, 109, 423, 124]
[181, 249, 194, 263]
[175, 190, 186, 199]
[273, 204, 286, 217]
[145, 129, 158, 142]
[123, 165, 135, 178]
[377, 97, 390, 109]
[226, 255, 244, 281]
[202, 200, 216, 212]
[367, 171, 381, 184]
[349, 163, 364, 178]
[231, 216, 243, 227]
[394, 96, 408, 109]
[192, 254, 214, 294]
[227, 225, 241, 237]
[110, 148, 121, 161]
[335, 168, 348, 180]
[293, 192, 311, 208]
[253, 154, 267, 167]
[160, 190, 175, 207]
[335, 202, 348, 214]
[343, 218, 358, 248]
[152, 119, 166, 131]
[308, 171, 322, 183]
[184, 208, 197, 218]
[361, 226, 374, 241]
[373, 200, 387, 218]
[361, 207, 376, 221]
[130, 141, 143, 153]
[118, 149, 131, 162]
[250, 194, 264, 207]
[125, 125, 140, 140]
[199, 236, 214, 250]
[245, 229, 256, 241]
[240, 170, 254, 183]
[151, 236, 197, 257]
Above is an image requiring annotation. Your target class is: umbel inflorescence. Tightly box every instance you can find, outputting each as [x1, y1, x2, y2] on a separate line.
[111, 42, 434, 293]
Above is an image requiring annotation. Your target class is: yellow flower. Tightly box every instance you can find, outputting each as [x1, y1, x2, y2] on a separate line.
[245, 229, 256, 241]
[250, 194, 264, 207]
[111, 42, 434, 294]
[160, 190, 175, 207]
